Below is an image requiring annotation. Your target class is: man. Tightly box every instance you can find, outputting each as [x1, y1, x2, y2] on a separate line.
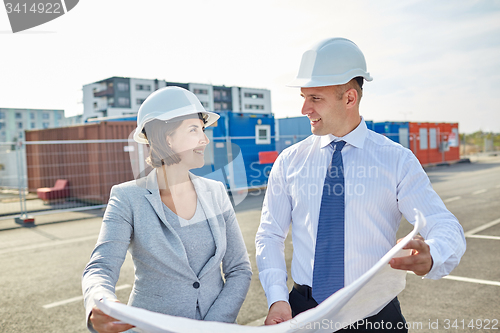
[255, 38, 466, 331]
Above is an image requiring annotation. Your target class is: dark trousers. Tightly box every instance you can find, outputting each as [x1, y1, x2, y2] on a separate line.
[289, 284, 408, 332]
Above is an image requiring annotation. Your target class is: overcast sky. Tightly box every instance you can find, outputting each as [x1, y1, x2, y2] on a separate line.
[1, 0, 499, 133]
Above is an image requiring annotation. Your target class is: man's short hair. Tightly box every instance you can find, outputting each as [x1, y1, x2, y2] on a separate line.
[336, 77, 363, 103]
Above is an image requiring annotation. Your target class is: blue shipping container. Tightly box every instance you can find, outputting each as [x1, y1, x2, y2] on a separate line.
[276, 116, 311, 152]
[192, 111, 276, 190]
[373, 121, 410, 148]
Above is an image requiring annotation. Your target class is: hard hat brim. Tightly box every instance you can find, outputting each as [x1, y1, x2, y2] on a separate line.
[133, 110, 220, 144]
[287, 72, 373, 88]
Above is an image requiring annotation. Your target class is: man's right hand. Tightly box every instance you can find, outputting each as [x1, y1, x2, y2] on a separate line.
[264, 301, 292, 325]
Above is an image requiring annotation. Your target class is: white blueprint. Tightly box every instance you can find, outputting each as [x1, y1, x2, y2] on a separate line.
[97, 209, 426, 333]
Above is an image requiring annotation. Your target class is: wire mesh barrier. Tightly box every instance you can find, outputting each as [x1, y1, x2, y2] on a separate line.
[0, 141, 30, 220]
[0, 115, 289, 223]
[0, 136, 273, 222]
[0, 139, 138, 221]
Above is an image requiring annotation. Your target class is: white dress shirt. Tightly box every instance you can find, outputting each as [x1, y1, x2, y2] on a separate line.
[255, 118, 466, 308]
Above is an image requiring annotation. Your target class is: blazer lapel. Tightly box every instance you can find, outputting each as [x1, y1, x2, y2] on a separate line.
[144, 170, 174, 232]
[190, 174, 224, 279]
[143, 170, 193, 269]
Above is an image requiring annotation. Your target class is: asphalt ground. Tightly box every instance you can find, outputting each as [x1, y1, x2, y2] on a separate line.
[0, 154, 499, 332]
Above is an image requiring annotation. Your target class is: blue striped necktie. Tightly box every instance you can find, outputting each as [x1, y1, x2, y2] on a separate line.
[312, 140, 346, 304]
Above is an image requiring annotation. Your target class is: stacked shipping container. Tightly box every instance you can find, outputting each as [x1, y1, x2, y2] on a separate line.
[276, 117, 460, 166]
[24, 116, 460, 205]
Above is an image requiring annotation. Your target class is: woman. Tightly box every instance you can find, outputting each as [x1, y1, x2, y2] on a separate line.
[82, 87, 252, 333]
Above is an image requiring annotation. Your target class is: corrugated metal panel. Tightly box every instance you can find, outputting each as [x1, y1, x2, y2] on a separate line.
[276, 116, 311, 152]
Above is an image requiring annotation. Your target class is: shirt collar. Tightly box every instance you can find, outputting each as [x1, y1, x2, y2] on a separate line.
[319, 116, 367, 149]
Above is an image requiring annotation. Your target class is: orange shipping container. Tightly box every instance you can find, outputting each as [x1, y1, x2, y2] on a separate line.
[408, 122, 460, 166]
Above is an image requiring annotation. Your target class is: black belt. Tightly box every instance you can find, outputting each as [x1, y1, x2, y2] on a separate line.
[293, 282, 313, 300]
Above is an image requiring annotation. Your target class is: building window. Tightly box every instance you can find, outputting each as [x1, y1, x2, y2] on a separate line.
[136, 84, 151, 91]
[245, 104, 264, 110]
[0, 123, 4, 130]
[17, 122, 23, 129]
[31, 122, 35, 129]
[93, 102, 98, 110]
[214, 89, 230, 100]
[194, 89, 208, 95]
[137, 98, 146, 105]
[117, 82, 129, 91]
[42, 122, 49, 129]
[57, 113, 62, 120]
[30, 112, 35, 119]
[214, 102, 229, 111]
[16, 112, 22, 119]
[255, 125, 271, 145]
[18, 132, 23, 138]
[201, 101, 209, 108]
[0, 112, 5, 119]
[244, 92, 264, 99]
[118, 97, 130, 106]
[42, 113, 50, 119]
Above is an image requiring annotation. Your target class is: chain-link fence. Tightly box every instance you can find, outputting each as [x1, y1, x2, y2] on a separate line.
[0, 135, 269, 223]
[1, 139, 135, 221]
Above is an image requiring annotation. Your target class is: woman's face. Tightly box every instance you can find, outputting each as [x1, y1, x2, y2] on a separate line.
[167, 118, 209, 169]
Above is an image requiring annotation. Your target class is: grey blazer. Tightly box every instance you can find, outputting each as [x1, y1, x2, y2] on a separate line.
[82, 170, 252, 331]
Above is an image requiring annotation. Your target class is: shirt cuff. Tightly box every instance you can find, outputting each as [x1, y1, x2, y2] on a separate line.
[266, 284, 290, 309]
[422, 239, 443, 279]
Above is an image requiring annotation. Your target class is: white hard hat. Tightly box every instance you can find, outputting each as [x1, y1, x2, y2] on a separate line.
[133, 86, 220, 144]
[288, 37, 373, 88]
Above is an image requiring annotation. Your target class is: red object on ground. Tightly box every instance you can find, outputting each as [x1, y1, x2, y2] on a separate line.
[37, 179, 70, 201]
[15, 216, 35, 225]
[259, 151, 279, 164]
